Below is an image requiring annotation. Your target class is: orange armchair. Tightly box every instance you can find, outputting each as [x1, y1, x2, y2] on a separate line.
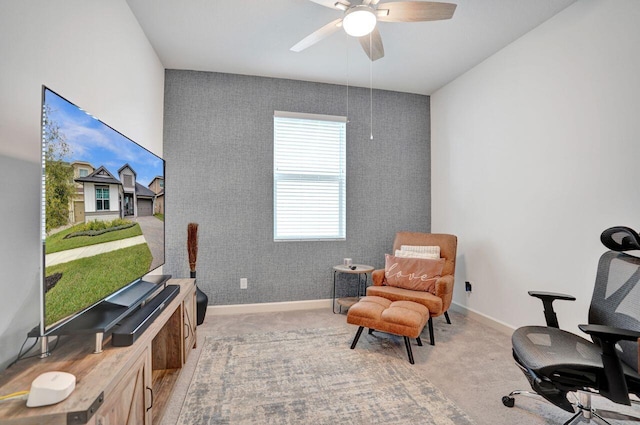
[366, 232, 458, 345]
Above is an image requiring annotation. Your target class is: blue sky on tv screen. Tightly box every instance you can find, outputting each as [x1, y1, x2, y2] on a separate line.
[44, 88, 163, 188]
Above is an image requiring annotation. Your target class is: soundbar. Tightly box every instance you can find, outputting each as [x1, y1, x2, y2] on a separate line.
[111, 285, 180, 347]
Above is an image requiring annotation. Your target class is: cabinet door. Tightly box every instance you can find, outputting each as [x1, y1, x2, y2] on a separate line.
[95, 347, 152, 425]
[183, 289, 197, 362]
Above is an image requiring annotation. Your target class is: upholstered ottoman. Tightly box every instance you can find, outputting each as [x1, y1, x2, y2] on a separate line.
[346, 296, 430, 364]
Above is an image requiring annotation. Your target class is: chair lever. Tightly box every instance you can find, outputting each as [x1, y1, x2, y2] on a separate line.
[525, 364, 543, 385]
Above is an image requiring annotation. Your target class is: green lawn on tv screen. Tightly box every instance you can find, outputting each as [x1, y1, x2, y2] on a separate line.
[46, 222, 143, 254]
[44, 243, 152, 327]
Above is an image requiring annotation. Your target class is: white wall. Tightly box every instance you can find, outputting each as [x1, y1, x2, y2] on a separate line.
[0, 1, 164, 369]
[431, 0, 640, 333]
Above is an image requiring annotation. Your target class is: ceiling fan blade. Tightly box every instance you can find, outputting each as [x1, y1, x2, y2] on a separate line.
[290, 18, 343, 52]
[362, 0, 381, 5]
[308, 0, 351, 10]
[377, 1, 456, 22]
[358, 27, 384, 61]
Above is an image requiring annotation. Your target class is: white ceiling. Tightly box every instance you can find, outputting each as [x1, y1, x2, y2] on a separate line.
[126, 0, 576, 95]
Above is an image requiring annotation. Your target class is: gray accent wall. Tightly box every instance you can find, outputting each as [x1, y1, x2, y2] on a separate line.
[163, 70, 430, 305]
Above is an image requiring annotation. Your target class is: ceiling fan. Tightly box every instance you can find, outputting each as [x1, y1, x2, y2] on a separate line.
[290, 0, 457, 61]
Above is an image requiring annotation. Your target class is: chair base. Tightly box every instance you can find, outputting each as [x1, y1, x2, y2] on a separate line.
[503, 390, 640, 425]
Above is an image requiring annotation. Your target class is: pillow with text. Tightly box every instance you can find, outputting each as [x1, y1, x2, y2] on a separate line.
[384, 254, 445, 293]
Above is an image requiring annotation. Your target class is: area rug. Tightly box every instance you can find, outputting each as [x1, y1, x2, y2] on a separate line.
[177, 326, 476, 425]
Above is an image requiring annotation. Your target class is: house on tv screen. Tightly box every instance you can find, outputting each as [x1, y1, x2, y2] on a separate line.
[73, 162, 162, 223]
[148, 175, 164, 215]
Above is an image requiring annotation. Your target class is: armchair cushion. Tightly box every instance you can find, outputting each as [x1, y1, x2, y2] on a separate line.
[384, 254, 445, 293]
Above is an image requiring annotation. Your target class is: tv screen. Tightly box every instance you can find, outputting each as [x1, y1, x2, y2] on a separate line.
[41, 86, 165, 335]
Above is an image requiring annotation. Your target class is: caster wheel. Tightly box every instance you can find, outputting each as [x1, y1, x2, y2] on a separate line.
[502, 396, 515, 408]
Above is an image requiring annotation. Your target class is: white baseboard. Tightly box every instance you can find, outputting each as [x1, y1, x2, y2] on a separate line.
[449, 302, 515, 336]
[205, 299, 516, 337]
[207, 299, 332, 316]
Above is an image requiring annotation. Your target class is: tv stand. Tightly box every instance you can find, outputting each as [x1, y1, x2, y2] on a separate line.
[0, 278, 198, 425]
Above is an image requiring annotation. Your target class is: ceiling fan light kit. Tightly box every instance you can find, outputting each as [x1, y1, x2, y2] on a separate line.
[342, 6, 377, 37]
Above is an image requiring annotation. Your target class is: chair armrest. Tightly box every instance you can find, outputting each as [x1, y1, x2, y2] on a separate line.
[528, 291, 576, 301]
[372, 269, 385, 286]
[578, 324, 640, 406]
[436, 274, 454, 294]
[528, 291, 576, 328]
[578, 324, 640, 342]
[429, 274, 454, 316]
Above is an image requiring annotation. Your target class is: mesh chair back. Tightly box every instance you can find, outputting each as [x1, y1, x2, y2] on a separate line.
[589, 251, 640, 372]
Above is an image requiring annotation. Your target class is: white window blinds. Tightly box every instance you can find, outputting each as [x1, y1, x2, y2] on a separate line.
[274, 111, 346, 241]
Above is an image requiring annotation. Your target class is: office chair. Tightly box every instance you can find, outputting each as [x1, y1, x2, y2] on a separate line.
[502, 226, 640, 424]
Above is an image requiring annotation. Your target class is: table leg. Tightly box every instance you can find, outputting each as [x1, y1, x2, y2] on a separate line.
[332, 270, 338, 314]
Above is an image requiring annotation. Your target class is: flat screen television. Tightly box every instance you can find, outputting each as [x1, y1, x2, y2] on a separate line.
[39, 86, 165, 340]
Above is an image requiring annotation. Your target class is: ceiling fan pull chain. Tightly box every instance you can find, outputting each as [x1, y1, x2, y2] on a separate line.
[346, 32, 349, 123]
[370, 31, 373, 141]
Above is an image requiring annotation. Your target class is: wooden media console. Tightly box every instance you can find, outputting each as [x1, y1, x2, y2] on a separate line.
[0, 278, 197, 425]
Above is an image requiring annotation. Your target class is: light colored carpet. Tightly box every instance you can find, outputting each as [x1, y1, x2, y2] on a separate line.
[177, 326, 476, 425]
[162, 308, 640, 425]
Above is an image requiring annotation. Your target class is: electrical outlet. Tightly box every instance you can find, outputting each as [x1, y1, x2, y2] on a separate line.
[240, 278, 247, 289]
[465, 281, 472, 292]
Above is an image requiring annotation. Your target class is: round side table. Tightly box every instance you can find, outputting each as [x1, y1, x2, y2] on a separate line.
[332, 264, 374, 314]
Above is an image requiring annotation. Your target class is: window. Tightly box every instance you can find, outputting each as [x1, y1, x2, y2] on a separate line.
[159, 180, 164, 188]
[274, 111, 346, 241]
[79, 169, 88, 177]
[95, 185, 110, 211]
